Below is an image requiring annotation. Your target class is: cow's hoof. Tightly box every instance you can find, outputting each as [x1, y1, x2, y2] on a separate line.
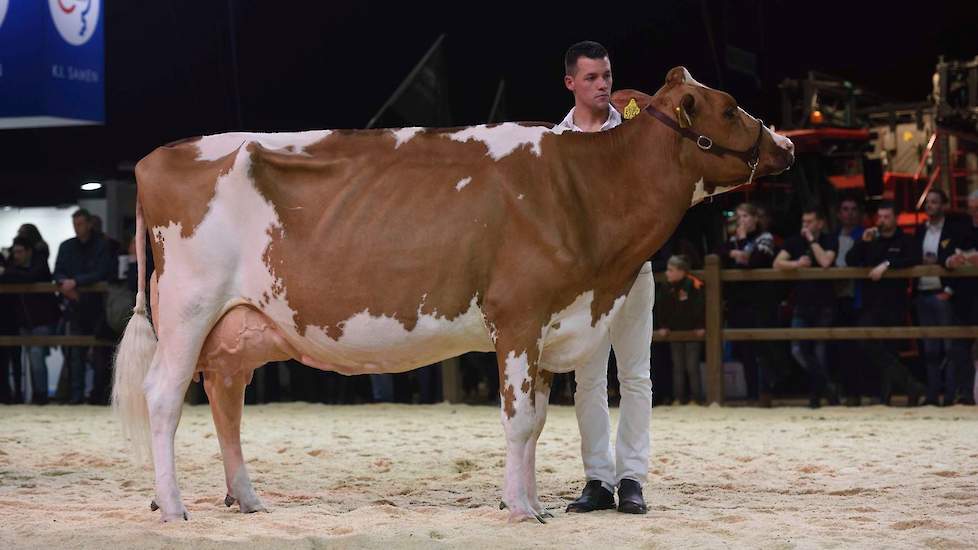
[238, 497, 268, 514]
[538, 509, 554, 519]
[150, 499, 159, 511]
[499, 501, 507, 510]
[504, 504, 547, 524]
[161, 509, 189, 522]
[224, 494, 236, 507]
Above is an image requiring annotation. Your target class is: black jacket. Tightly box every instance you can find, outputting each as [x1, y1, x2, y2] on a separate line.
[916, 215, 971, 293]
[53, 234, 115, 329]
[846, 227, 915, 310]
[1, 258, 61, 329]
[656, 275, 706, 331]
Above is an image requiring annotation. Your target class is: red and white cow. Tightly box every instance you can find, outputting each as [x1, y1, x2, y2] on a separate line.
[113, 67, 793, 523]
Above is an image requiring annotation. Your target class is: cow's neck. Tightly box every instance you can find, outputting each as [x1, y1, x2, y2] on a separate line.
[557, 101, 696, 285]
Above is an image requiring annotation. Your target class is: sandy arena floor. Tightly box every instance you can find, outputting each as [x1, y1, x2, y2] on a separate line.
[1, 402, 976, 549]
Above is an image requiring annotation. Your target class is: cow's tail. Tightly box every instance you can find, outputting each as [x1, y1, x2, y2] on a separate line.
[112, 194, 157, 463]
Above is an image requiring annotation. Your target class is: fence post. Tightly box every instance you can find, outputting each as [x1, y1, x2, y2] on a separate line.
[704, 254, 724, 405]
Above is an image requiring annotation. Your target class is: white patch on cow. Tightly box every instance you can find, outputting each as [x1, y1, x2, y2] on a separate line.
[153, 144, 301, 345]
[195, 130, 332, 161]
[448, 123, 551, 161]
[517, 194, 524, 200]
[391, 127, 423, 149]
[538, 291, 626, 373]
[299, 295, 494, 372]
[455, 177, 472, 191]
[690, 178, 708, 206]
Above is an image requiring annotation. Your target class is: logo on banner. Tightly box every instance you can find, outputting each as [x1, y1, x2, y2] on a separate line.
[0, 0, 9, 30]
[49, 0, 100, 46]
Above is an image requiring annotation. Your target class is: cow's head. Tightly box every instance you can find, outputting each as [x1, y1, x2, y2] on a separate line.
[612, 66, 794, 206]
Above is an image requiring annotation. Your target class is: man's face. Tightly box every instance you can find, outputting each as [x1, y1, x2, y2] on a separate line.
[564, 56, 612, 112]
[877, 208, 897, 232]
[801, 213, 823, 235]
[665, 264, 685, 284]
[837, 200, 860, 227]
[924, 192, 945, 218]
[968, 198, 978, 226]
[73, 215, 92, 241]
[12, 244, 30, 267]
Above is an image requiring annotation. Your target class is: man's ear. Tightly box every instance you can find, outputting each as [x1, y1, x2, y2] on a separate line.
[611, 89, 654, 120]
[564, 74, 575, 92]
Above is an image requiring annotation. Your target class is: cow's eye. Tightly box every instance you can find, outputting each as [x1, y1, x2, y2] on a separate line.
[723, 107, 737, 120]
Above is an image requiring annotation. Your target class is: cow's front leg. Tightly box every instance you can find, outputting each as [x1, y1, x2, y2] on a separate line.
[524, 369, 554, 518]
[497, 348, 547, 523]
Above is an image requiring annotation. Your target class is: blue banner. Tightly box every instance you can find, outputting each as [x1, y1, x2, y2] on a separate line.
[0, 0, 104, 128]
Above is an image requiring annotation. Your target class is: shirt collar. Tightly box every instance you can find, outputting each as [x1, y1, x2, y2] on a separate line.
[927, 217, 945, 230]
[558, 105, 621, 132]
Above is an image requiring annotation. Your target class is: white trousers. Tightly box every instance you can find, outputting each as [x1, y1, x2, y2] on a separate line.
[574, 261, 654, 488]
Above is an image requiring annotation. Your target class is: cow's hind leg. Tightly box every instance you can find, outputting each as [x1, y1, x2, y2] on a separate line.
[144, 338, 204, 521]
[204, 369, 267, 513]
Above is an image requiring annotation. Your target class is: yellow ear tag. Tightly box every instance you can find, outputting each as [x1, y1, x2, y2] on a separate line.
[623, 98, 641, 120]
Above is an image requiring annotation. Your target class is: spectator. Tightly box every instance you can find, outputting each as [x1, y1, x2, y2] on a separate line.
[846, 201, 925, 405]
[774, 207, 840, 408]
[941, 189, 978, 405]
[914, 189, 968, 406]
[656, 255, 705, 404]
[1, 237, 60, 404]
[833, 197, 866, 405]
[16, 224, 51, 266]
[0, 250, 23, 404]
[53, 209, 115, 405]
[719, 202, 779, 406]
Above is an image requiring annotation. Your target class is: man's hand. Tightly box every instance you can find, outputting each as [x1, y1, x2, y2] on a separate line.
[796, 255, 813, 268]
[801, 227, 814, 243]
[656, 328, 670, 338]
[862, 227, 879, 242]
[729, 249, 749, 265]
[869, 262, 888, 281]
[694, 328, 706, 338]
[947, 253, 967, 269]
[59, 279, 79, 301]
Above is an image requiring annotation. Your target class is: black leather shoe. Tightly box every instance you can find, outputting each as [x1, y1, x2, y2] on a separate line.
[565, 480, 615, 513]
[617, 479, 647, 514]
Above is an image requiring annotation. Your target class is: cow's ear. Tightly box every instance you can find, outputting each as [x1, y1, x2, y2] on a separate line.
[676, 93, 695, 128]
[666, 66, 689, 85]
[611, 89, 654, 120]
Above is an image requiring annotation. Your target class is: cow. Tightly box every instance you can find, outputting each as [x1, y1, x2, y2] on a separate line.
[112, 66, 794, 523]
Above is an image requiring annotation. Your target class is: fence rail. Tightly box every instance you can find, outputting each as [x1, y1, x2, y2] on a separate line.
[3, 260, 977, 405]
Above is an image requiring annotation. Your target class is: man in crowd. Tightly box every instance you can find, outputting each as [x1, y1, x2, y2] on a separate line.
[54, 209, 115, 405]
[774, 208, 840, 408]
[942, 189, 978, 405]
[833, 197, 866, 405]
[846, 202, 925, 405]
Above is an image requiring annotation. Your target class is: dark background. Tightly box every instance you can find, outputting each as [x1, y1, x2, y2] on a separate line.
[2, 0, 976, 205]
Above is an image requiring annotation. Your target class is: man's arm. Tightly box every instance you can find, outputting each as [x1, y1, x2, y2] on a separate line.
[52, 241, 70, 283]
[809, 238, 836, 268]
[73, 240, 115, 286]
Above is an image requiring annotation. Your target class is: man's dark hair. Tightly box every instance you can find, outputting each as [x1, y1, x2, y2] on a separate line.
[564, 41, 608, 76]
[926, 188, 949, 204]
[876, 200, 899, 215]
[801, 207, 825, 220]
[72, 208, 92, 221]
[838, 195, 863, 210]
[12, 236, 32, 250]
